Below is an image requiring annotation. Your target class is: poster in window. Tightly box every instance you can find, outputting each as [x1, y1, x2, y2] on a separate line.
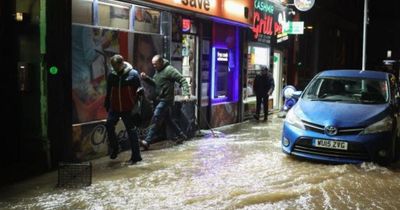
[134, 7, 160, 33]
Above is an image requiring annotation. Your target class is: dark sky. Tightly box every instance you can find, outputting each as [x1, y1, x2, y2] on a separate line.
[368, 0, 400, 67]
[303, 0, 400, 69]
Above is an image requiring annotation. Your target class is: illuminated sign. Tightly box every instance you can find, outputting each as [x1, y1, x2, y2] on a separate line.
[294, 0, 315, 12]
[275, 4, 289, 43]
[252, 11, 273, 39]
[146, 0, 254, 26]
[217, 50, 229, 62]
[181, 0, 211, 11]
[212, 47, 232, 102]
[254, 0, 274, 14]
[182, 18, 191, 32]
[284, 21, 304, 34]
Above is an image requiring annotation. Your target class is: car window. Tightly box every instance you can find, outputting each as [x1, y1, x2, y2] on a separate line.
[303, 77, 388, 104]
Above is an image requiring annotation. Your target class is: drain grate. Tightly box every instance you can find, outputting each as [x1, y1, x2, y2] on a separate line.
[57, 162, 92, 187]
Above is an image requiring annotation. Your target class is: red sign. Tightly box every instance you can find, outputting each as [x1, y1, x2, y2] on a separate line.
[182, 18, 191, 32]
[252, 11, 273, 39]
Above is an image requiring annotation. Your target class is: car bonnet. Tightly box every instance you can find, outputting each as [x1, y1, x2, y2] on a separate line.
[294, 99, 390, 127]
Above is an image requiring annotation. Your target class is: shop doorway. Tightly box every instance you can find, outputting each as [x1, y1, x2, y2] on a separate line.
[181, 34, 198, 99]
[178, 34, 200, 133]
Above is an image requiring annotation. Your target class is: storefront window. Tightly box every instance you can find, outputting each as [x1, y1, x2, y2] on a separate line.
[182, 34, 197, 96]
[245, 44, 270, 99]
[72, 0, 93, 25]
[134, 7, 160, 34]
[98, 0, 131, 30]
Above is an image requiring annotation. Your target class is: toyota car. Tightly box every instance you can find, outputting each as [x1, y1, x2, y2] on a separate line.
[281, 70, 400, 164]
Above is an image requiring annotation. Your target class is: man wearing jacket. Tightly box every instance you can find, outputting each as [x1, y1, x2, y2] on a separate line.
[253, 67, 275, 121]
[104, 54, 142, 165]
[140, 55, 190, 150]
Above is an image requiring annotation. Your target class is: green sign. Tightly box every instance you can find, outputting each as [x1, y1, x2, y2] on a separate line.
[49, 66, 59, 75]
[254, 0, 274, 14]
[284, 21, 304, 35]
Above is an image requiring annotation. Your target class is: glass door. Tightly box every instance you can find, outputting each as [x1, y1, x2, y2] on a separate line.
[181, 34, 197, 98]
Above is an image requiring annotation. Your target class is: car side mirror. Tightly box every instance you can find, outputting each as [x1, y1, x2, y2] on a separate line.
[292, 91, 302, 100]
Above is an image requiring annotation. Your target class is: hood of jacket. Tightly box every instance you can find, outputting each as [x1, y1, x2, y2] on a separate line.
[111, 61, 133, 75]
[158, 59, 170, 72]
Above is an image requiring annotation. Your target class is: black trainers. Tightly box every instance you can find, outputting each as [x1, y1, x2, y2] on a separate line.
[175, 133, 187, 144]
[140, 140, 150, 150]
[253, 114, 259, 120]
[126, 158, 142, 165]
[109, 148, 119, 159]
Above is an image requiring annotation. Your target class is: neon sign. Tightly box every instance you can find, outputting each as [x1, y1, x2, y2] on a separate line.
[217, 51, 229, 62]
[254, 0, 274, 14]
[252, 11, 273, 39]
[181, 0, 211, 11]
[182, 18, 191, 32]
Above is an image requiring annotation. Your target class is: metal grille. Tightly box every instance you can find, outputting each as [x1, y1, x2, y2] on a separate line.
[58, 162, 92, 187]
[302, 120, 364, 136]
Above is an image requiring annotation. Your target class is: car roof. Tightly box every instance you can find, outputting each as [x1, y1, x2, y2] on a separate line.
[318, 69, 389, 80]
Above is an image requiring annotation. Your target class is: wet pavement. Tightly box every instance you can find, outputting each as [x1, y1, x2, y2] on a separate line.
[1, 114, 400, 209]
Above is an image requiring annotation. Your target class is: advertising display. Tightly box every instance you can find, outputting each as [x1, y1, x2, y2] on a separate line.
[212, 48, 229, 100]
[71, 24, 163, 160]
[71, 25, 122, 124]
[252, 0, 274, 44]
[71, 25, 163, 124]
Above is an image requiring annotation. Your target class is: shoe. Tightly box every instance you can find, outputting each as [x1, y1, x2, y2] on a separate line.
[140, 140, 149, 151]
[253, 114, 259, 120]
[109, 148, 119, 160]
[174, 138, 184, 144]
[126, 158, 142, 165]
[175, 133, 187, 144]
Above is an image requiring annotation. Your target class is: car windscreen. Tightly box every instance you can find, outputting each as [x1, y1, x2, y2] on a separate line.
[302, 77, 389, 104]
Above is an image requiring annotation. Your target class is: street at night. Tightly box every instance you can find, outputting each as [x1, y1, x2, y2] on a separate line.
[2, 114, 400, 209]
[2, 0, 400, 209]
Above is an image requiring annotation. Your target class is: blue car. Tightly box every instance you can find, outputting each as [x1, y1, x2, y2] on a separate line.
[281, 70, 400, 164]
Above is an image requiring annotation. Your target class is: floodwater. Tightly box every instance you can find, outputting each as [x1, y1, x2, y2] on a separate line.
[1, 115, 400, 209]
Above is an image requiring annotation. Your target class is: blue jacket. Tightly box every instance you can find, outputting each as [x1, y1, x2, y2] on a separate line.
[104, 62, 141, 112]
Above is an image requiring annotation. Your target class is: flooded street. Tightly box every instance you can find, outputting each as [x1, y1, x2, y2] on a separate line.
[2, 115, 400, 209]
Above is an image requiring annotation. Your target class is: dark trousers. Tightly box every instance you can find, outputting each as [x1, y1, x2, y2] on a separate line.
[145, 101, 183, 144]
[105, 111, 142, 161]
[256, 95, 269, 120]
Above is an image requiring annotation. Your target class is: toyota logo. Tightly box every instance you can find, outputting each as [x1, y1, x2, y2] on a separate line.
[325, 125, 338, 136]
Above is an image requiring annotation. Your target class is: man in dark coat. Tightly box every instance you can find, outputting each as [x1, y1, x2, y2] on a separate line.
[104, 54, 142, 165]
[253, 67, 275, 121]
[140, 55, 190, 150]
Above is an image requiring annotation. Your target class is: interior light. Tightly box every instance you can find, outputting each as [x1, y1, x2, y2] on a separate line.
[15, 12, 24, 22]
[98, 0, 130, 9]
[224, 1, 244, 16]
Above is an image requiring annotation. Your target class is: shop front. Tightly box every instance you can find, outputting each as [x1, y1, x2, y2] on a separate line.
[70, 0, 254, 161]
[142, 0, 254, 128]
[243, 0, 288, 119]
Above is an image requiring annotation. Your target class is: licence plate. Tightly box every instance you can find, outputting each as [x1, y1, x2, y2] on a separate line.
[313, 139, 348, 150]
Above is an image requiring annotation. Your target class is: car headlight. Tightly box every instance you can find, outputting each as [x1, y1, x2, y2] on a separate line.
[285, 108, 305, 130]
[361, 116, 393, 134]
